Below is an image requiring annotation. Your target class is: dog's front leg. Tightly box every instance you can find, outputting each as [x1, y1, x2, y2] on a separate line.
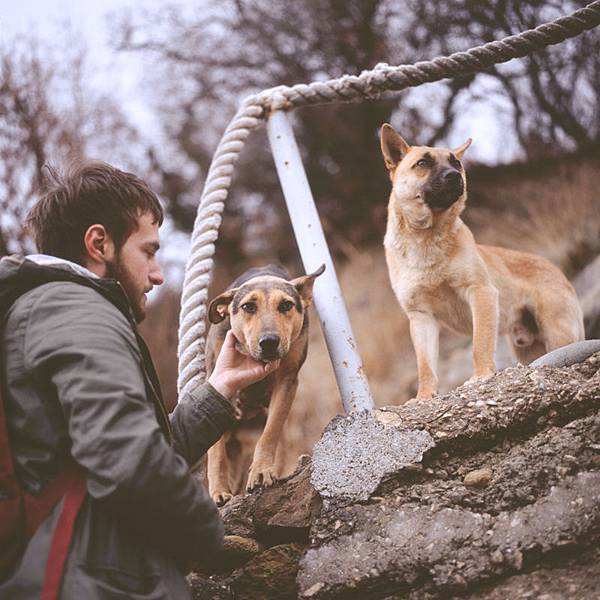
[247, 378, 298, 491]
[207, 435, 233, 506]
[467, 284, 498, 381]
[407, 310, 440, 400]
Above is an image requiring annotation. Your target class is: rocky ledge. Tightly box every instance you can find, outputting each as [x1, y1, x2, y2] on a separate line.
[190, 350, 600, 599]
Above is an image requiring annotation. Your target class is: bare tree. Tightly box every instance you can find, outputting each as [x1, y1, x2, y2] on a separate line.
[115, 0, 425, 261]
[406, 0, 600, 156]
[0, 33, 144, 256]
[115, 0, 599, 262]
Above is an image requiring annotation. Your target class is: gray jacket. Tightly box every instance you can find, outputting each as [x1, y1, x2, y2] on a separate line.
[0, 256, 233, 599]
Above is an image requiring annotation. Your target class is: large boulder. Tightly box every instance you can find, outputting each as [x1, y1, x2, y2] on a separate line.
[190, 352, 600, 599]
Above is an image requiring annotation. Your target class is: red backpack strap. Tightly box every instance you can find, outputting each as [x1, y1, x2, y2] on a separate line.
[39, 469, 87, 600]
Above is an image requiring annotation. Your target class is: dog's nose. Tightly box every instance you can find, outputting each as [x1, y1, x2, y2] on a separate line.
[444, 170, 461, 184]
[259, 335, 280, 354]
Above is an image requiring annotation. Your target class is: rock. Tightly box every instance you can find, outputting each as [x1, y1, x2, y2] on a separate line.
[298, 471, 600, 598]
[230, 543, 305, 600]
[464, 468, 493, 488]
[297, 353, 600, 598]
[530, 340, 600, 368]
[311, 410, 435, 502]
[201, 352, 600, 599]
[254, 460, 319, 545]
[221, 491, 259, 539]
[216, 536, 262, 573]
[464, 546, 600, 599]
[188, 573, 233, 599]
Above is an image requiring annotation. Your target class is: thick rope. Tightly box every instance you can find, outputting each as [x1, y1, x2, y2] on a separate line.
[177, 1, 600, 397]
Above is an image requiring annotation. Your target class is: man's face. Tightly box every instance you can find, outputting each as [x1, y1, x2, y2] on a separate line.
[106, 212, 164, 322]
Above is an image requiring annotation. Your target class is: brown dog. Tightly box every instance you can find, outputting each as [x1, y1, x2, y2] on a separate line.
[380, 123, 584, 401]
[205, 263, 325, 505]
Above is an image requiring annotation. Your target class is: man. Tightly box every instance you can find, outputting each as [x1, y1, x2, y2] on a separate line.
[0, 161, 279, 599]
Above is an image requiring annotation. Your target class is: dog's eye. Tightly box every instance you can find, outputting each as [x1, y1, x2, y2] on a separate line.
[279, 300, 295, 313]
[449, 156, 462, 170]
[241, 302, 257, 314]
[415, 158, 431, 168]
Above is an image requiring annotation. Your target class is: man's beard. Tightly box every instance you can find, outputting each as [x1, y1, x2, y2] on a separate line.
[105, 254, 146, 323]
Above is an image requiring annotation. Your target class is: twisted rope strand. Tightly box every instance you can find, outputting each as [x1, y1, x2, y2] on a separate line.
[178, 1, 600, 397]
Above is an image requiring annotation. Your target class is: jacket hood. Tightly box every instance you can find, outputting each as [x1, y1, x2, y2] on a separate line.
[0, 255, 134, 324]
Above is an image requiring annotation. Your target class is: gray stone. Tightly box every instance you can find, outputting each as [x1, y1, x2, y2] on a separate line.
[310, 410, 435, 502]
[297, 472, 600, 599]
[530, 340, 600, 368]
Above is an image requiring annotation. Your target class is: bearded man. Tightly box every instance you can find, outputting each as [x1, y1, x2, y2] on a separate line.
[0, 162, 278, 599]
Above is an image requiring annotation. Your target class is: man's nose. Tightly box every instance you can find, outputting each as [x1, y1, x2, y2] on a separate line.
[150, 263, 164, 286]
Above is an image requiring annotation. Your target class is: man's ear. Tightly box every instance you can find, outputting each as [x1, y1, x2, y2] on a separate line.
[380, 123, 411, 172]
[453, 138, 472, 159]
[290, 264, 326, 309]
[83, 224, 115, 271]
[208, 289, 237, 324]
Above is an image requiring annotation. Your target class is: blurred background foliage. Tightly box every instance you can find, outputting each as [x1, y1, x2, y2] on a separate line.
[2, 0, 599, 261]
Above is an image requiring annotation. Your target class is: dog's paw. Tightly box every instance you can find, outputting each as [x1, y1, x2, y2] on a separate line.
[466, 370, 494, 385]
[212, 491, 233, 506]
[246, 464, 277, 492]
[406, 391, 437, 405]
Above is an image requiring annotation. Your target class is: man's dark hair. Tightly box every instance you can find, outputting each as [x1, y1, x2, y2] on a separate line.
[26, 161, 164, 264]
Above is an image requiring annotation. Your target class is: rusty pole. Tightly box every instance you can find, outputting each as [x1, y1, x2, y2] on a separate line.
[267, 110, 374, 412]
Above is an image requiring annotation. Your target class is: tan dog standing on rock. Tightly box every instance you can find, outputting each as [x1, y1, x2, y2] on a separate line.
[206, 263, 325, 505]
[380, 123, 584, 401]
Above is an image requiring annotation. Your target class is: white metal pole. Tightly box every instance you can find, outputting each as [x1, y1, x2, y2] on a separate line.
[267, 110, 374, 413]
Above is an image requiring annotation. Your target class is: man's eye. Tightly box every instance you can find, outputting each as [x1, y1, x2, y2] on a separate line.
[279, 300, 294, 313]
[242, 302, 257, 314]
[416, 158, 430, 167]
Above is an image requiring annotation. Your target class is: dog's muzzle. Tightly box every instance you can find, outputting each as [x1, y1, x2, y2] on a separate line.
[424, 170, 464, 211]
[258, 334, 281, 361]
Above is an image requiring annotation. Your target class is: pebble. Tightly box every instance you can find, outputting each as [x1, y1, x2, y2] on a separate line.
[303, 582, 325, 597]
[463, 468, 493, 488]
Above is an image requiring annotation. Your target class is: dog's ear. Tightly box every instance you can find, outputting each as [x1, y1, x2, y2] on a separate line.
[380, 123, 411, 171]
[291, 264, 326, 309]
[208, 289, 237, 324]
[453, 138, 472, 159]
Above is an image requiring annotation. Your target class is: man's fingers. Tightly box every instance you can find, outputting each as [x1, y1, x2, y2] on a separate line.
[223, 329, 236, 349]
[263, 359, 280, 373]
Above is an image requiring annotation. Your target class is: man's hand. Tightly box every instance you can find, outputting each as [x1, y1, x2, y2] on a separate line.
[207, 330, 280, 399]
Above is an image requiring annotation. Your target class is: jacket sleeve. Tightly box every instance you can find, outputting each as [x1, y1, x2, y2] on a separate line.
[170, 383, 235, 466]
[24, 283, 223, 564]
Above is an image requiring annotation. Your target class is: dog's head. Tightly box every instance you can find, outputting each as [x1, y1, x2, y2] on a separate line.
[380, 123, 472, 229]
[208, 264, 325, 361]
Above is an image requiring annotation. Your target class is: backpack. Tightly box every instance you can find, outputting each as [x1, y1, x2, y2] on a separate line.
[0, 289, 87, 598]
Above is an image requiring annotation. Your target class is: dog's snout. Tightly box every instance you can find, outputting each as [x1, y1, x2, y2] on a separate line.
[259, 334, 280, 354]
[444, 170, 461, 184]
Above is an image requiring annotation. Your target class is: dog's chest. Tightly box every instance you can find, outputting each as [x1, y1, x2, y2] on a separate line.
[386, 242, 456, 296]
[386, 247, 474, 333]
[234, 374, 275, 421]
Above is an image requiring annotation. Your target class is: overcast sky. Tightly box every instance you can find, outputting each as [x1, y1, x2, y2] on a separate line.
[0, 0, 174, 138]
